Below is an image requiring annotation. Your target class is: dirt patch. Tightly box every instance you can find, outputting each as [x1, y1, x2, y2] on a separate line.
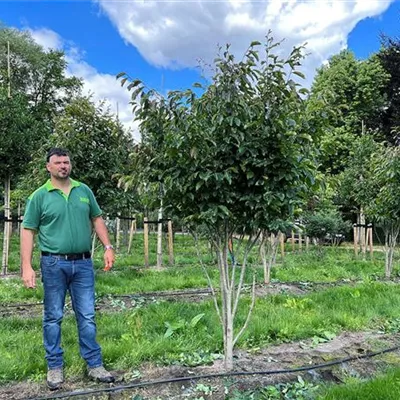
[1, 331, 399, 400]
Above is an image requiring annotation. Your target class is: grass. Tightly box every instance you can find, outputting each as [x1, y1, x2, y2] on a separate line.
[1, 234, 398, 305]
[2, 232, 400, 397]
[317, 368, 400, 399]
[1, 281, 400, 382]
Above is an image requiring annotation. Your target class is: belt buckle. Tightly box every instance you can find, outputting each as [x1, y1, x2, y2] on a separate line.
[64, 254, 70, 261]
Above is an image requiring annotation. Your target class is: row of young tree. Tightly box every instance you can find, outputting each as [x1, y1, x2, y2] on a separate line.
[1, 22, 399, 369]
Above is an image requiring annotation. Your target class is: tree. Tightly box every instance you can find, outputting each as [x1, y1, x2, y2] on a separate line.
[368, 146, 400, 278]
[119, 36, 317, 369]
[377, 35, 400, 144]
[0, 25, 81, 273]
[308, 50, 389, 174]
[21, 96, 138, 216]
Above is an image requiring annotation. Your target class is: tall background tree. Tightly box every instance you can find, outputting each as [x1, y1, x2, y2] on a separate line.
[0, 25, 81, 272]
[308, 50, 389, 175]
[377, 35, 400, 144]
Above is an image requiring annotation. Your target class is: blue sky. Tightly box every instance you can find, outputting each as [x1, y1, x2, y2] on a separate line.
[1, 0, 399, 139]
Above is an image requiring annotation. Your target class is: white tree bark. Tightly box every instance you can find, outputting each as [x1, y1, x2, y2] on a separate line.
[2, 175, 11, 275]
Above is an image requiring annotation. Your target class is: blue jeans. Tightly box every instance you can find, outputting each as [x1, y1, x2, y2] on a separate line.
[41, 256, 103, 369]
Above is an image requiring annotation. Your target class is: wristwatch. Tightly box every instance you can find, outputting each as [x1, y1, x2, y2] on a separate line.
[104, 245, 114, 251]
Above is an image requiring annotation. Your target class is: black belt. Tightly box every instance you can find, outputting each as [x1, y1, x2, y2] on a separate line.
[41, 251, 91, 261]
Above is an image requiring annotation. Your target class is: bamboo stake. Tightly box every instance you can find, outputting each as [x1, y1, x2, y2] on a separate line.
[144, 217, 149, 267]
[127, 216, 136, 255]
[167, 218, 174, 265]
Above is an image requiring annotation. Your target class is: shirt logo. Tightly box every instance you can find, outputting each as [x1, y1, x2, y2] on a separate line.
[80, 197, 90, 204]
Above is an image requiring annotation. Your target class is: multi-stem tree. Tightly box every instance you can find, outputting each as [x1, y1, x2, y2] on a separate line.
[119, 36, 317, 369]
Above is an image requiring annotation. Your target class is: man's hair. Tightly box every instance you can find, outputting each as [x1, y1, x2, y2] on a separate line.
[46, 148, 70, 162]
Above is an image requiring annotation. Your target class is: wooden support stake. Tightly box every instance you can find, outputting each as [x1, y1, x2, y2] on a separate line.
[306, 236, 310, 251]
[144, 217, 149, 267]
[168, 219, 174, 265]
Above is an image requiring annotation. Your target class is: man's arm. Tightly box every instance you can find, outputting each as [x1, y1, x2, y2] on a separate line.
[21, 228, 36, 288]
[92, 216, 115, 270]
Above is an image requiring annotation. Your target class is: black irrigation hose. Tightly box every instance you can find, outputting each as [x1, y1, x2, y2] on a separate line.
[0, 288, 215, 310]
[0, 277, 395, 310]
[28, 344, 400, 400]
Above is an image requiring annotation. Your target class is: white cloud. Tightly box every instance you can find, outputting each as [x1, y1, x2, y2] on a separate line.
[28, 28, 140, 142]
[28, 27, 63, 51]
[99, 0, 395, 86]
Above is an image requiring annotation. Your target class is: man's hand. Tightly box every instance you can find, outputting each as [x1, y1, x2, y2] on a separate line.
[22, 266, 36, 288]
[103, 248, 115, 271]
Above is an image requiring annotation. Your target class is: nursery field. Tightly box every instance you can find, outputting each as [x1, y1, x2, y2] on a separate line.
[1, 233, 400, 400]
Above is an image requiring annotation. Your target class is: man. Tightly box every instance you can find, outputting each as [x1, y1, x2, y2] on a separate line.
[21, 148, 115, 390]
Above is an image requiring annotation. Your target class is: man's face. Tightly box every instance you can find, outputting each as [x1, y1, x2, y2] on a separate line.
[46, 155, 72, 180]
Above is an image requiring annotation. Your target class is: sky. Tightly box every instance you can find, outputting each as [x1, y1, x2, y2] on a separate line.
[1, 0, 399, 141]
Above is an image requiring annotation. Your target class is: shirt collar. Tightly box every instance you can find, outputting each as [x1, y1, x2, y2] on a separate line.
[45, 178, 81, 191]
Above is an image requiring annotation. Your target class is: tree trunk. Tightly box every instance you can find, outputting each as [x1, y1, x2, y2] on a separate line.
[2, 174, 11, 275]
[91, 232, 97, 258]
[144, 216, 149, 267]
[127, 216, 136, 255]
[279, 231, 285, 259]
[115, 216, 121, 253]
[167, 219, 174, 265]
[213, 230, 258, 370]
[260, 232, 279, 284]
[360, 208, 366, 257]
[157, 202, 163, 268]
[384, 224, 399, 279]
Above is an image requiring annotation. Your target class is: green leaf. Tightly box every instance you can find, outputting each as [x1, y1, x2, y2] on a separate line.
[250, 41, 261, 47]
[120, 77, 128, 87]
[246, 171, 254, 180]
[116, 71, 126, 79]
[127, 80, 142, 91]
[292, 71, 306, 79]
[189, 313, 205, 328]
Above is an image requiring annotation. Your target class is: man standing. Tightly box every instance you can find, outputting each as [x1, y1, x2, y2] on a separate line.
[21, 148, 115, 390]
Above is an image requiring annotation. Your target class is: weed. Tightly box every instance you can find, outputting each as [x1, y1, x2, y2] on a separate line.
[227, 376, 319, 399]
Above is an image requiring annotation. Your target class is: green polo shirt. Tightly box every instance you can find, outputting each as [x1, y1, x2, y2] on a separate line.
[22, 179, 102, 254]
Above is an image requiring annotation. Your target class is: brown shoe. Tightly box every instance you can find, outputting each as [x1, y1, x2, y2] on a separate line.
[47, 368, 63, 390]
[88, 365, 115, 383]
